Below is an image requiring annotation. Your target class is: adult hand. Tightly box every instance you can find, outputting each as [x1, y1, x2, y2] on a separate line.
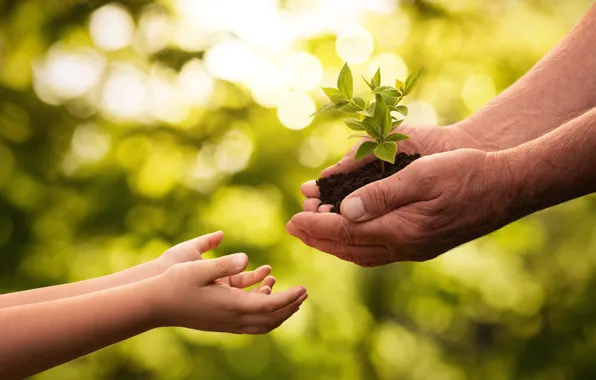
[288, 149, 516, 266]
[302, 124, 480, 212]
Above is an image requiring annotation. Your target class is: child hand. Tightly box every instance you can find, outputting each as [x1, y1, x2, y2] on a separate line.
[148, 253, 307, 334]
[157, 231, 275, 295]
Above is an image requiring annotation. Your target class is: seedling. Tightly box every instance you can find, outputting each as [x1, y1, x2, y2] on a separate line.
[314, 63, 422, 174]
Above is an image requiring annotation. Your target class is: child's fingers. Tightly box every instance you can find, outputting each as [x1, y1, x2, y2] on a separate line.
[249, 275, 276, 294]
[241, 293, 308, 334]
[171, 231, 224, 257]
[257, 286, 272, 295]
[254, 276, 276, 294]
[261, 276, 276, 290]
[240, 286, 307, 314]
[229, 265, 271, 289]
[196, 253, 248, 284]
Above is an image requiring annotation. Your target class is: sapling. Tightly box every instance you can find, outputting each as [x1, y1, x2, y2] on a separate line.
[314, 63, 422, 174]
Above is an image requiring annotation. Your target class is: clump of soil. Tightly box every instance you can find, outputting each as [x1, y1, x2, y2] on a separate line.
[317, 153, 421, 213]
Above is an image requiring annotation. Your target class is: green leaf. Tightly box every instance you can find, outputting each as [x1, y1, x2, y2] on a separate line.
[385, 133, 409, 142]
[366, 102, 376, 115]
[373, 68, 381, 88]
[395, 78, 405, 91]
[337, 103, 361, 113]
[322, 87, 347, 104]
[344, 118, 365, 131]
[362, 75, 375, 91]
[362, 118, 382, 140]
[372, 86, 397, 94]
[357, 110, 373, 117]
[353, 97, 366, 110]
[392, 119, 404, 128]
[337, 63, 353, 99]
[393, 105, 408, 116]
[310, 102, 336, 117]
[355, 141, 378, 161]
[404, 68, 422, 96]
[384, 95, 399, 107]
[381, 104, 392, 138]
[373, 95, 389, 125]
[374, 142, 397, 164]
[373, 86, 400, 106]
[348, 134, 368, 139]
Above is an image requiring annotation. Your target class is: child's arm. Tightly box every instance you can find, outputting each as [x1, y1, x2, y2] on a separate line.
[0, 231, 274, 309]
[0, 250, 307, 379]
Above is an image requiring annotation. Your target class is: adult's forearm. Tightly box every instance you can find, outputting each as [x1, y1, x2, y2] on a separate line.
[0, 280, 156, 379]
[457, 4, 596, 151]
[495, 107, 596, 219]
[0, 259, 164, 309]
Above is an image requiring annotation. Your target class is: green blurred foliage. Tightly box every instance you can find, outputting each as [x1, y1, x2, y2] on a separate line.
[1, 0, 596, 379]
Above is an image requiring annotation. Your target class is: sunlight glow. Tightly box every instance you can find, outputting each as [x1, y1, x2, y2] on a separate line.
[147, 67, 189, 124]
[204, 39, 257, 83]
[214, 129, 253, 174]
[137, 5, 173, 53]
[90, 4, 135, 51]
[405, 101, 438, 126]
[71, 123, 111, 163]
[178, 59, 215, 107]
[283, 52, 324, 91]
[232, 0, 287, 51]
[34, 47, 105, 101]
[369, 53, 408, 86]
[336, 26, 374, 64]
[277, 91, 315, 130]
[298, 136, 328, 168]
[462, 74, 497, 111]
[101, 64, 147, 120]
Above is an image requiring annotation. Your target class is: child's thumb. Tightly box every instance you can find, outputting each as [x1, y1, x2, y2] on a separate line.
[198, 253, 248, 284]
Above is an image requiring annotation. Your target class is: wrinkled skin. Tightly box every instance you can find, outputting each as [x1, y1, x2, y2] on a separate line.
[288, 125, 514, 266]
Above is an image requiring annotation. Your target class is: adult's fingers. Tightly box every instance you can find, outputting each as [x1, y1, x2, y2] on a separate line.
[289, 226, 393, 266]
[196, 253, 248, 285]
[229, 265, 271, 289]
[303, 197, 321, 212]
[318, 204, 333, 213]
[301, 181, 320, 198]
[340, 158, 436, 222]
[287, 212, 382, 245]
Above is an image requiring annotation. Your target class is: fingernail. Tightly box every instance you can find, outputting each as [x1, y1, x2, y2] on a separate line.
[342, 197, 365, 221]
[233, 253, 247, 269]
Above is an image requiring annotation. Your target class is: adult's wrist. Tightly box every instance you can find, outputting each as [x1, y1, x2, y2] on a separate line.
[445, 121, 497, 152]
[486, 148, 533, 223]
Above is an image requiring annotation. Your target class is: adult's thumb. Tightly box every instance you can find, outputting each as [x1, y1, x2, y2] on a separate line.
[339, 167, 423, 222]
[198, 253, 248, 284]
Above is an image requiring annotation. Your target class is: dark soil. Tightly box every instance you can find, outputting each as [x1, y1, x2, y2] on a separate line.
[317, 153, 421, 213]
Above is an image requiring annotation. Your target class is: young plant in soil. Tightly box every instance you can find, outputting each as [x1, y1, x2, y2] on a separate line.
[313, 63, 423, 213]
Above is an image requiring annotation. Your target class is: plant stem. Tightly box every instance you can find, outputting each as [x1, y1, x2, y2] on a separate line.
[380, 160, 385, 175]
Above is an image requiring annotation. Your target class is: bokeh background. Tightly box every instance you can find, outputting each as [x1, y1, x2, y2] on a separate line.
[1, 0, 596, 379]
